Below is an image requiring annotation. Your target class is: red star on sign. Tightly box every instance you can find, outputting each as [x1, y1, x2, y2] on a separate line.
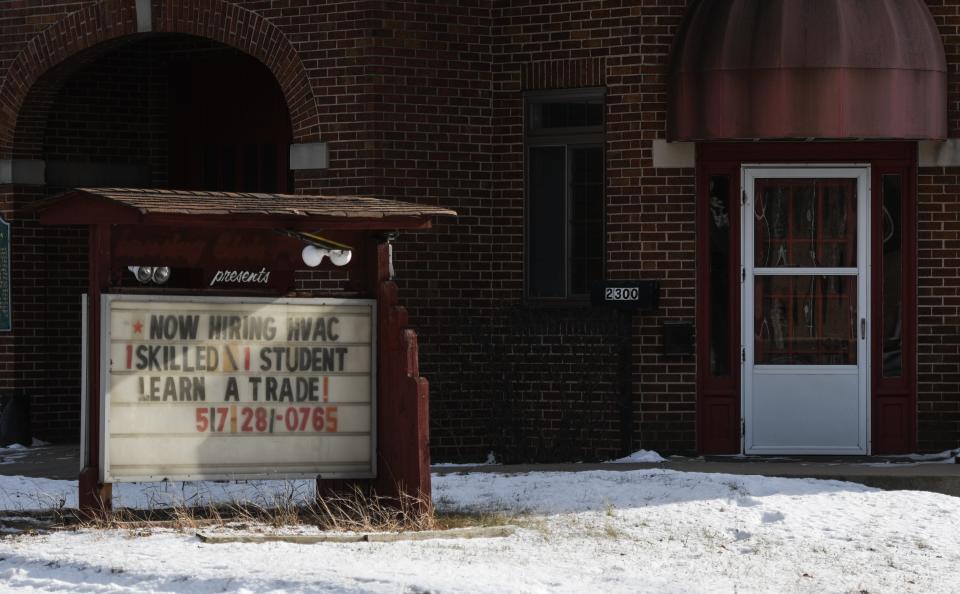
[133, 320, 144, 334]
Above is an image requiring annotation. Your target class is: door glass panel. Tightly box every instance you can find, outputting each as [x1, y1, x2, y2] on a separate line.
[709, 175, 731, 376]
[882, 175, 903, 377]
[755, 180, 856, 267]
[569, 146, 604, 295]
[755, 275, 857, 365]
[528, 146, 566, 297]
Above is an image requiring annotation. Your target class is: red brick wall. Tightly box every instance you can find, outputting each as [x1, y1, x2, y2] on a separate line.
[43, 39, 170, 184]
[6, 37, 174, 440]
[478, 0, 695, 459]
[918, 1, 960, 452]
[378, 0, 694, 461]
[360, 1, 498, 460]
[0, 0, 699, 457]
[1, 0, 958, 456]
[7, 192, 87, 441]
[916, 165, 960, 451]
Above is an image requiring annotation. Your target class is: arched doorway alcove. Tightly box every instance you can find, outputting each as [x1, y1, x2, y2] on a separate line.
[6, 32, 295, 441]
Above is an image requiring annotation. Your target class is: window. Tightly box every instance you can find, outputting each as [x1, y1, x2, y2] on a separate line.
[708, 175, 732, 376]
[525, 89, 605, 300]
[881, 174, 903, 377]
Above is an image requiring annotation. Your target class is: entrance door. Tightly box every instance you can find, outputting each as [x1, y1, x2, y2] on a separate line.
[743, 167, 869, 454]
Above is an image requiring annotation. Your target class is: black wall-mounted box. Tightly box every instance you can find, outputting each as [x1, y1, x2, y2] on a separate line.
[662, 320, 694, 355]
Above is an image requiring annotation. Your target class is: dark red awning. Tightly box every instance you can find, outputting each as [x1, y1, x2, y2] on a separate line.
[668, 0, 947, 141]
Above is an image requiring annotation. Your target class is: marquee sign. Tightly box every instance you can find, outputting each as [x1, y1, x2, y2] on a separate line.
[100, 295, 376, 482]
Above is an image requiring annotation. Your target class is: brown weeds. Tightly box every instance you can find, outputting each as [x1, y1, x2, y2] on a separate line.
[65, 483, 436, 534]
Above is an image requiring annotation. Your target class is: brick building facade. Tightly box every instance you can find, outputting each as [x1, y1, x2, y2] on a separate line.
[0, 0, 958, 462]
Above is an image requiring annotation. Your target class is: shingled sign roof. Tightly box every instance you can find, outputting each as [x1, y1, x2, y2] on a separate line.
[33, 188, 456, 229]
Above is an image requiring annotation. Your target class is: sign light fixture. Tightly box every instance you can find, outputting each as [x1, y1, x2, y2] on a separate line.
[128, 266, 172, 285]
[151, 266, 171, 285]
[277, 230, 354, 268]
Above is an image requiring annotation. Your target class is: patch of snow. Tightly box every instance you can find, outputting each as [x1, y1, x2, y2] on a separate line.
[0, 444, 33, 465]
[30, 438, 51, 447]
[435, 451, 502, 468]
[0, 475, 316, 512]
[0, 476, 71, 511]
[606, 449, 666, 463]
[905, 448, 959, 462]
[865, 448, 959, 467]
[0, 469, 958, 593]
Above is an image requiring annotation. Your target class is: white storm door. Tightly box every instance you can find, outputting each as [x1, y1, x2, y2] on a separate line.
[743, 167, 869, 455]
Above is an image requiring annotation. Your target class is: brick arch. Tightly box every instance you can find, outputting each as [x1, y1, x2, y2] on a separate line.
[0, 0, 319, 157]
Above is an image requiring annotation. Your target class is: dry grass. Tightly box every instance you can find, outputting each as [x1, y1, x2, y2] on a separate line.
[433, 511, 516, 530]
[64, 485, 438, 535]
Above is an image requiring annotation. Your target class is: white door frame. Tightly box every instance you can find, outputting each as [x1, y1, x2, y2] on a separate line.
[741, 165, 871, 455]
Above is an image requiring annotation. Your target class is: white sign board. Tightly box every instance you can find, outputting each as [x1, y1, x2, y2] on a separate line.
[100, 295, 376, 482]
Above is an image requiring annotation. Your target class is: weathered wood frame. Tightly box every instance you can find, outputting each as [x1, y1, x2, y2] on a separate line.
[36, 193, 441, 512]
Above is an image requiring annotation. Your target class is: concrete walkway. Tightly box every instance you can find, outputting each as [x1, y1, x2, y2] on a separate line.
[3, 444, 959, 497]
[0, 444, 79, 480]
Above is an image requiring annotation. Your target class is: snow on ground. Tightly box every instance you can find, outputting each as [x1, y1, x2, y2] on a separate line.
[0, 475, 316, 512]
[903, 448, 959, 463]
[432, 451, 501, 468]
[865, 449, 959, 467]
[606, 449, 666, 463]
[0, 439, 54, 465]
[0, 444, 32, 466]
[0, 469, 959, 593]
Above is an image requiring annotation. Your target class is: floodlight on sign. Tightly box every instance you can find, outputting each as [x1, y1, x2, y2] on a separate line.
[151, 267, 171, 285]
[329, 249, 352, 266]
[302, 245, 326, 267]
[136, 266, 155, 284]
[295, 232, 353, 268]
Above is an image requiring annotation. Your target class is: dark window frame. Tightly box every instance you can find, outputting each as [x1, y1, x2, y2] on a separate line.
[524, 88, 606, 302]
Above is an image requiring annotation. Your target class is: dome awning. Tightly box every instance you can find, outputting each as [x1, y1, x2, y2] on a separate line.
[668, 0, 947, 141]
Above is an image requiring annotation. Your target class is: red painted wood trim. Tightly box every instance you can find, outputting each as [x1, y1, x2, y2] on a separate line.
[374, 279, 432, 504]
[318, 242, 432, 508]
[699, 142, 916, 164]
[695, 158, 741, 454]
[79, 224, 113, 514]
[697, 142, 918, 455]
[870, 161, 919, 454]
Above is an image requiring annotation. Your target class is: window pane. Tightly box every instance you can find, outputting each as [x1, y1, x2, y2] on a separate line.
[530, 99, 603, 130]
[882, 175, 903, 377]
[529, 146, 566, 297]
[755, 275, 857, 365]
[569, 147, 603, 295]
[709, 176, 731, 376]
[755, 180, 856, 268]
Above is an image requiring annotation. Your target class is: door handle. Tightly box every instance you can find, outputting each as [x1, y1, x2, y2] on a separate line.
[860, 318, 866, 340]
